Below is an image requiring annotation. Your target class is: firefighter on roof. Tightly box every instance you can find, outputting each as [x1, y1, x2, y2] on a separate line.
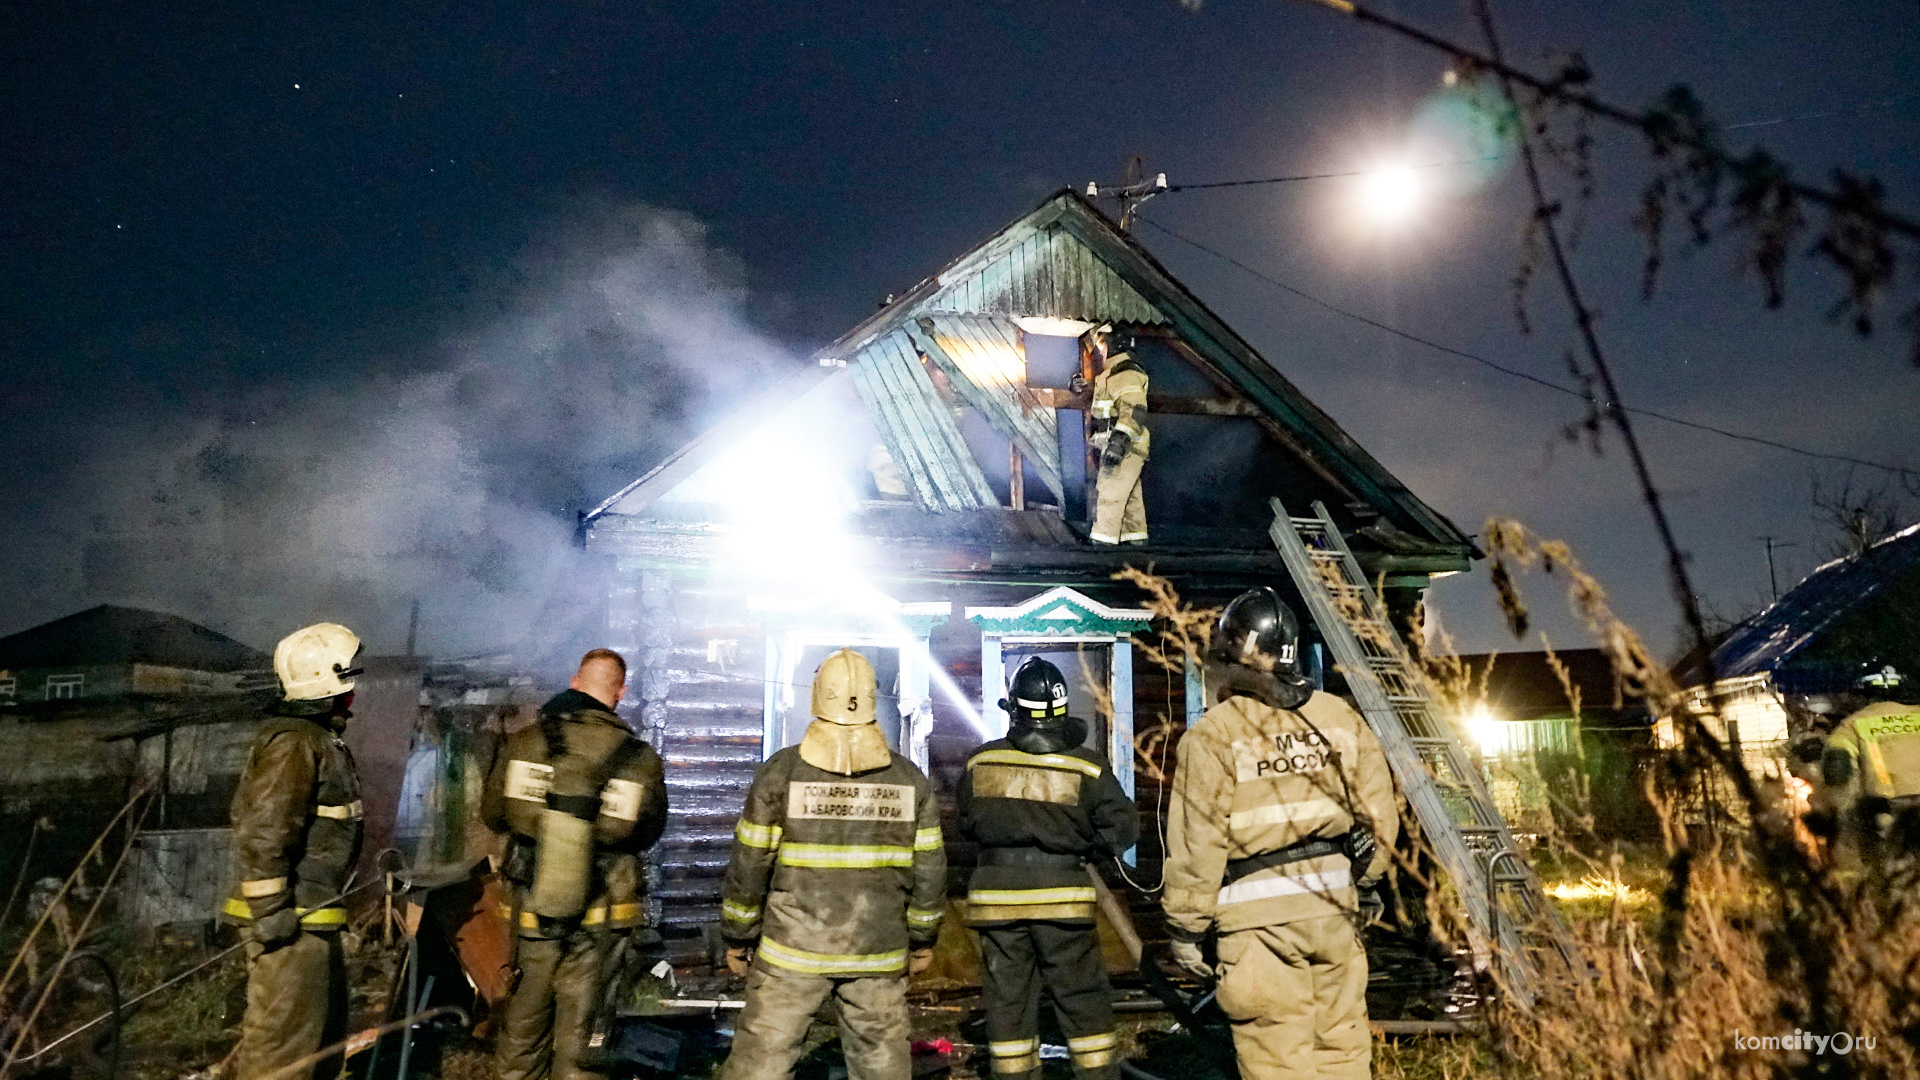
[1087, 329, 1150, 546]
[482, 648, 668, 1080]
[221, 622, 366, 1080]
[717, 648, 947, 1080]
[958, 657, 1138, 1080]
[1162, 588, 1398, 1080]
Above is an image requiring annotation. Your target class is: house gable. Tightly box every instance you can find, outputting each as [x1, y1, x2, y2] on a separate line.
[588, 190, 1470, 563]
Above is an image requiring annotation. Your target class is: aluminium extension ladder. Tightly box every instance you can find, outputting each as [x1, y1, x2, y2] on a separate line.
[1268, 498, 1577, 1005]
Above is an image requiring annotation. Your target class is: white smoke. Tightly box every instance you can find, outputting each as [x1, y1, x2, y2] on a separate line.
[4, 201, 797, 664]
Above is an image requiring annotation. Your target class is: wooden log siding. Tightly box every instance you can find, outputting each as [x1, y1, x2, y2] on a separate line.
[612, 576, 771, 950]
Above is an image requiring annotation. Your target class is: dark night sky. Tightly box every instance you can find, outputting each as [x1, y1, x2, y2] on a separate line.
[3, 0, 1915, 661]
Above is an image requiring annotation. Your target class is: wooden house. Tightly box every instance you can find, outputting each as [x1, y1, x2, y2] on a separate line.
[580, 191, 1476, 959]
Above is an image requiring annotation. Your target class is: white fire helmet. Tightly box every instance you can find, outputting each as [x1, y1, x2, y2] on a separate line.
[811, 648, 878, 726]
[274, 623, 364, 701]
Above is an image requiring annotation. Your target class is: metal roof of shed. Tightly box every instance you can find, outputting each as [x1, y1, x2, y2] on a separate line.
[1711, 522, 1920, 682]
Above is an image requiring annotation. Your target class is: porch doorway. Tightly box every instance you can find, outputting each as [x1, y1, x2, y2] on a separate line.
[774, 642, 905, 753]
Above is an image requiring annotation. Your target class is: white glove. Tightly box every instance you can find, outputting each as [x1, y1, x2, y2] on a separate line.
[1170, 939, 1211, 979]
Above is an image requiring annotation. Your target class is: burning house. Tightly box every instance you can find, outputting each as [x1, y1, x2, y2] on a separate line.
[579, 191, 1477, 960]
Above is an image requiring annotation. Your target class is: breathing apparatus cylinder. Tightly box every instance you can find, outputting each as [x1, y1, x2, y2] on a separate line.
[528, 806, 596, 920]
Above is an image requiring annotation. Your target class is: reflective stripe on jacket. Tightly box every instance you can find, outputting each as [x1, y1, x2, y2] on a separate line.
[957, 740, 1138, 923]
[719, 746, 947, 977]
[1163, 690, 1397, 937]
[222, 704, 363, 930]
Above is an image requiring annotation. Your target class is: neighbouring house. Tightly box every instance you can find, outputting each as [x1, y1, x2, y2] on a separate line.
[1446, 649, 1655, 837]
[1670, 522, 1920, 770]
[579, 190, 1478, 964]
[0, 605, 423, 932]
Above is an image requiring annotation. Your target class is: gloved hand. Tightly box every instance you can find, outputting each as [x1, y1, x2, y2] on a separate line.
[725, 947, 752, 977]
[252, 906, 302, 947]
[1358, 889, 1386, 926]
[909, 949, 935, 976]
[1169, 940, 1211, 980]
[1068, 373, 1089, 395]
[1099, 429, 1133, 469]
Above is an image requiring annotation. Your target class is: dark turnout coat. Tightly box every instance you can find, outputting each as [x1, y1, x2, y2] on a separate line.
[222, 699, 364, 930]
[482, 689, 668, 935]
[957, 738, 1137, 924]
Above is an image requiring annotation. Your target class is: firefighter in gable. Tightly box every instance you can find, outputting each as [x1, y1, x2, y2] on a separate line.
[1162, 588, 1398, 1080]
[1086, 328, 1150, 546]
[717, 648, 947, 1080]
[221, 623, 367, 1080]
[482, 648, 669, 1080]
[958, 657, 1138, 1080]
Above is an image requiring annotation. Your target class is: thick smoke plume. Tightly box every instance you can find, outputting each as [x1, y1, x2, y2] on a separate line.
[2, 202, 795, 665]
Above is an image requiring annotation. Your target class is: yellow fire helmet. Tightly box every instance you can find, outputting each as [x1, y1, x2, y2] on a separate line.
[274, 622, 364, 701]
[811, 647, 877, 726]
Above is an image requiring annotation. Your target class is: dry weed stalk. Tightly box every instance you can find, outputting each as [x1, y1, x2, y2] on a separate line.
[1478, 519, 1920, 1078]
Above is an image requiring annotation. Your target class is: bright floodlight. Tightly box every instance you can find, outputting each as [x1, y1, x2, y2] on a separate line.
[1465, 705, 1503, 756]
[1358, 166, 1422, 225]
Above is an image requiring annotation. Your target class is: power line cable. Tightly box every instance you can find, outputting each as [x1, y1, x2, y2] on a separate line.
[1726, 94, 1918, 131]
[1135, 215, 1917, 480]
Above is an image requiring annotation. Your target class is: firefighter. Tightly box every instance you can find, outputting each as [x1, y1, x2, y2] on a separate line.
[1087, 330, 1149, 546]
[1800, 669, 1919, 865]
[1162, 588, 1398, 1080]
[221, 623, 367, 1080]
[482, 648, 669, 1080]
[958, 657, 1138, 1080]
[717, 648, 947, 1080]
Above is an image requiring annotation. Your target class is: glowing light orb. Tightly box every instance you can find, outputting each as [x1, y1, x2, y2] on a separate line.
[1465, 705, 1503, 756]
[1357, 166, 1423, 226]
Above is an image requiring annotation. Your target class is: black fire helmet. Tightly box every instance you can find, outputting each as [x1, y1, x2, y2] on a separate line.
[1213, 586, 1302, 674]
[1000, 657, 1089, 754]
[1002, 656, 1071, 723]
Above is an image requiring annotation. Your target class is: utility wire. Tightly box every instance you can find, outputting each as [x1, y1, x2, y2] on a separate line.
[1726, 94, 1918, 131]
[1166, 156, 1497, 192]
[1136, 215, 1917, 480]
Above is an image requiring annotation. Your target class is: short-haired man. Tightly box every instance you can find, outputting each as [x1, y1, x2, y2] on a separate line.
[483, 649, 669, 1080]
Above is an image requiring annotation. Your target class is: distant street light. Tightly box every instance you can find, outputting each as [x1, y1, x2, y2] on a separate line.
[1357, 165, 1423, 226]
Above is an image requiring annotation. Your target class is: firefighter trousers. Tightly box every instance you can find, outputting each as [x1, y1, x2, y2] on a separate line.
[235, 930, 347, 1080]
[1090, 452, 1146, 545]
[719, 964, 909, 1080]
[977, 922, 1117, 1080]
[1214, 916, 1369, 1080]
[496, 932, 615, 1080]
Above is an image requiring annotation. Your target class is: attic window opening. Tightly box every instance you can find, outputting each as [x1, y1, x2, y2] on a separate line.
[46, 673, 84, 700]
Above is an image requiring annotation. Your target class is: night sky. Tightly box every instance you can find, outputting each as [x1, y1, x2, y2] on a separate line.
[4, 0, 1915, 662]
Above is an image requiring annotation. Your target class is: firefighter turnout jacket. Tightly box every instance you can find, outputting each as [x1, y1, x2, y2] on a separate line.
[1090, 355, 1149, 459]
[222, 698, 364, 931]
[482, 689, 669, 936]
[1164, 689, 1397, 939]
[720, 746, 947, 977]
[958, 739, 1138, 923]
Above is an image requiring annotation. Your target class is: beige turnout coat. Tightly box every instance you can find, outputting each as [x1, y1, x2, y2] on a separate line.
[1163, 690, 1397, 937]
